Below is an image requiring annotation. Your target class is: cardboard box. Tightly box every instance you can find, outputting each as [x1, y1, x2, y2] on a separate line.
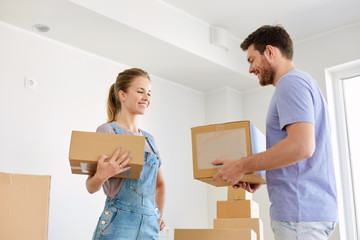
[228, 186, 252, 200]
[217, 200, 259, 218]
[214, 218, 263, 240]
[191, 121, 266, 187]
[0, 173, 51, 240]
[174, 228, 257, 240]
[69, 131, 145, 179]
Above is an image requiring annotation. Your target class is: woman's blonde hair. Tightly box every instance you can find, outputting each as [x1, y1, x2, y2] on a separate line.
[107, 68, 150, 123]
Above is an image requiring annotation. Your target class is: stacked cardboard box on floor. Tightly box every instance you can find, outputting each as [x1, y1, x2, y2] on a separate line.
[214, 187, 264, 240]
[174, 228, 257, 240]
[174, 121, 265, 240]
[175, 187, 263, 240]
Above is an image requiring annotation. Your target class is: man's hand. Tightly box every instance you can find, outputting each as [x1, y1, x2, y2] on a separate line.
[233, 181, 263, 193]
[212, 158, 245, 186]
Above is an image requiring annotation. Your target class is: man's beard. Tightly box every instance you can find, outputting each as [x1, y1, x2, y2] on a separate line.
[258, 58, 275, 86]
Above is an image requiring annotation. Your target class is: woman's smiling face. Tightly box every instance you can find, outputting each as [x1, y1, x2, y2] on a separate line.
[119, 76, 151, 115]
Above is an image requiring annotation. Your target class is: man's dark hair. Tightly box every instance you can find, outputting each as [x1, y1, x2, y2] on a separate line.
[240, 25, 293, 60]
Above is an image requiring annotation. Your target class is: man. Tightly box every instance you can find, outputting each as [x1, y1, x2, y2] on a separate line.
[212, 25, 338, 239]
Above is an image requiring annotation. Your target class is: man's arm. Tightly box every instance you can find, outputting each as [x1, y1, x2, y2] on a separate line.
[212, 122, 315, 185]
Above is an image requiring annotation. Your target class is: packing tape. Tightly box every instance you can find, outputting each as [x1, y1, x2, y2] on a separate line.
[80, 162, 90, 173]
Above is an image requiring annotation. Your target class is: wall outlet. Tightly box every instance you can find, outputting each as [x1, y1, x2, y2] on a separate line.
[24, 77, 37, 90]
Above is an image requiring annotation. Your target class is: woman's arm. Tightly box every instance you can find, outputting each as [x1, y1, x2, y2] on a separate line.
[155, 168, 166, 230]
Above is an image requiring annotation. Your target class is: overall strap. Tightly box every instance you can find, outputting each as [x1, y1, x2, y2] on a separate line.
[109, 122, 123, 134]
[141, 130, 159, 156]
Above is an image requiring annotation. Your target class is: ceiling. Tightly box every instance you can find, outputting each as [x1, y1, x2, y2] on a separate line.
[163, 0, 360, 43]
[1, 0, 360, 92]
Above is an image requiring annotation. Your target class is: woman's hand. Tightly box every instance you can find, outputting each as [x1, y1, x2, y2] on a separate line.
[86, 147, 132, 194]
[95, 147, 132, 182]
[159, 217, 165, 231]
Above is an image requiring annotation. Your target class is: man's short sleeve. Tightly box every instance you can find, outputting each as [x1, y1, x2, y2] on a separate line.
[275, 75, 315, 130]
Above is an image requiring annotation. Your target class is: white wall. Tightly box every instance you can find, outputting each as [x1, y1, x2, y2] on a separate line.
[204, 87, 243, 228]
[242, 86, 274, 240]
[205, 87, 243, 125]
[0, 21, 208, 240]
[294, 23, 360, 97]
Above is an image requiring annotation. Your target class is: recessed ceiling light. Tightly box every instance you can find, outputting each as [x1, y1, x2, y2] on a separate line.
[32, 24, 50, 33]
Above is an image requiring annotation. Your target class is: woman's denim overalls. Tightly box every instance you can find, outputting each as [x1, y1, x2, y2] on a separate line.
[92, 123, 160, 240]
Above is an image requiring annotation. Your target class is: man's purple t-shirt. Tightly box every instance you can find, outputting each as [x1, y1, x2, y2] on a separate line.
[266, 69, 338, 221]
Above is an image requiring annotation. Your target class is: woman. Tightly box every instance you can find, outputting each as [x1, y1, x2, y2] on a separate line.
[86, 68, 166, 240]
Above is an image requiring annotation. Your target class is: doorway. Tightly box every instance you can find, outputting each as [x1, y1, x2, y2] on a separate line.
[326, 61, 360, 240]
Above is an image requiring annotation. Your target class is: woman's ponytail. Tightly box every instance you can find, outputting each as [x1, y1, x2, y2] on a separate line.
[107, 83, 118, 123]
